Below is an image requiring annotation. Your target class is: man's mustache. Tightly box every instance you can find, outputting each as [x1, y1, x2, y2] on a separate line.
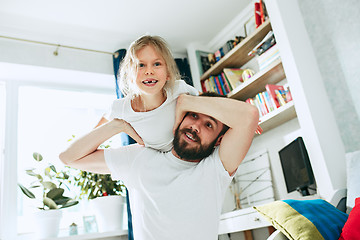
[180, 128, 200, 142]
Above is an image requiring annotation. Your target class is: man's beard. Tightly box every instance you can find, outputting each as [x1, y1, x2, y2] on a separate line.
[173, 126, 218, 161]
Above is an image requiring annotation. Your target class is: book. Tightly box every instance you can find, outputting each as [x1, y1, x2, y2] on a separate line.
[218, 74, 230, 94]
[213, 76, 224, 95]
[275, 89, 287, 106]
[264, 90, 276, 111]
[265, 84, 284, 108]
[214, 49, 222, 62]
[257, 44, 280, 71]
[200, 80, 207, 93]
[221, 72, 233, 92]
[217, 75, 228, 95]
[259, 92, 270, 114]
[263, 91, 274, 112]
[208, 76, 216, 92]
[255, 93, 267, 116]
[223, 68, 244, 89]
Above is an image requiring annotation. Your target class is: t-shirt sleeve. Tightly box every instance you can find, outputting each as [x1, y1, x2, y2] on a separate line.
[108, 98, 126, 120]
[213, 147, 234, 182]
[175, 80, 199, 96]
[104, 144, 144, 184]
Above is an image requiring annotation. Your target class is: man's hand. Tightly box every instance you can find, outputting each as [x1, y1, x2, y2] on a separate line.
[173, 94, 191, 134]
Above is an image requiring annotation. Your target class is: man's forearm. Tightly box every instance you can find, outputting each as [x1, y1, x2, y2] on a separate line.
[176, 94, 258, 130]
[59, 119, 125, 164]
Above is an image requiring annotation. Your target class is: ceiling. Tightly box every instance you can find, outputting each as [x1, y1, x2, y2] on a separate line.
[0, 0, 250, 55]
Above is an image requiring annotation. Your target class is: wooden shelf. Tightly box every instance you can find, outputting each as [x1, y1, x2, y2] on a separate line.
[200, 19, 272, 81]
[197, 18, 295, 133]
[258, 101, 297, 132]
[227, 58, 285, 101]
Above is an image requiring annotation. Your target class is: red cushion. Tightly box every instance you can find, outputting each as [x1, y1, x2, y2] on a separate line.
[339, 197, 360, 240]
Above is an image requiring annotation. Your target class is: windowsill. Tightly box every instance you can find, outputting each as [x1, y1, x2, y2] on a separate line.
[18, 228, 128, 240]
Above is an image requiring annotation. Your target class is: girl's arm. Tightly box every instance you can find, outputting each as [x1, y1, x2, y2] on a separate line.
[59, 119, 143, 174]
[173, 94, 259, 175]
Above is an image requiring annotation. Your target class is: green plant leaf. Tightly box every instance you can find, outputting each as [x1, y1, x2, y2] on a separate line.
[43, 197, 58, 209]
[60, 200, 79, 209]
[33, 152, 43, 162]
[50, 165, 57, 173]
[18, 184, 35, 199]
[42, 181, 57, 190]
[44, 167, 51, 178]
[54, 196, 71, 205]
[25, 169, 38, 177]
[36, 174, 43, 182]
[46, 188, 64, 200]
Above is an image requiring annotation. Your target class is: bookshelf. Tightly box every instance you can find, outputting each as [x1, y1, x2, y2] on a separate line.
[199, 20, 296, 133]
[200, 19, 272, 81]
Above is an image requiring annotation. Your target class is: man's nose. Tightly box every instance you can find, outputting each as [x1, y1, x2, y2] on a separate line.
[190, 123, 200, 133]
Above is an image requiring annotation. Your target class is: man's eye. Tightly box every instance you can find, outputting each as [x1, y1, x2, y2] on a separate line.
[191, 113, 198, 118]
[206, 123, 213, 128]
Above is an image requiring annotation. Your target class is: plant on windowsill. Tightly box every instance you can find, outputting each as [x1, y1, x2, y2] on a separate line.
[64, 136, 126, 200]
[63, 136, 127, 232]
[18, 152, 79, 238]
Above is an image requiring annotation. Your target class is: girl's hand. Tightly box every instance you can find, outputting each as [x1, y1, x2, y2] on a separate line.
[115, 119, 144, 145]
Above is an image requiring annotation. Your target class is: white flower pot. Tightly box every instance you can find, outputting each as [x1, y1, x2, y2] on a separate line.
[33, 210, 63, 239]
[91, 195, 126, 232]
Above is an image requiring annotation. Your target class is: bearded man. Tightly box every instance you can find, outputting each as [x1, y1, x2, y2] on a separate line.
[60, 93, 259, 240]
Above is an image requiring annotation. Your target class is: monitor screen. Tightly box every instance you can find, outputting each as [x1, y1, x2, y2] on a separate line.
[278, 137, 315, 196]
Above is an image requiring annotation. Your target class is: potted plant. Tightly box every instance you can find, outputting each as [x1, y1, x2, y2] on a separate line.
[64, 139, 127, 232]
[18, 152, 79, 238]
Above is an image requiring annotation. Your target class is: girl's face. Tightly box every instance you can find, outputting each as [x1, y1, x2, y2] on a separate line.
[134, 45, 169, 97]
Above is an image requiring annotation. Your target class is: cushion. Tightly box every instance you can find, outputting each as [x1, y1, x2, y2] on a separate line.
[253, 199, 348, 240]
[339, 197, 360, 240]
[346, 150, 360, 209]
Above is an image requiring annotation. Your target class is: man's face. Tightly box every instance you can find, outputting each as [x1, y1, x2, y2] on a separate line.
[173, 112, 224, 161]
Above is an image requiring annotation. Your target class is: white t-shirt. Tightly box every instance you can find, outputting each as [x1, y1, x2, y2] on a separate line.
[109, 80, 198, 152]
[104, 145, 233, 240]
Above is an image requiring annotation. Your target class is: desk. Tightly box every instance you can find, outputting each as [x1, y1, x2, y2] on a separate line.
[219, 207, 273, 239]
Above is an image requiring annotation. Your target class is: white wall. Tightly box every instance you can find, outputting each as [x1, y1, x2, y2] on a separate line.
[297, 0, 360, 153]
[0, 38, 114, 75]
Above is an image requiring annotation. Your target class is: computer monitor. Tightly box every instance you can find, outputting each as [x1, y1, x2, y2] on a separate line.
[278, 137, 315, 196]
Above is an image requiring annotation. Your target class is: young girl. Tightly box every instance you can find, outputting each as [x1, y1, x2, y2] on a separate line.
[106, 35, 199, 152]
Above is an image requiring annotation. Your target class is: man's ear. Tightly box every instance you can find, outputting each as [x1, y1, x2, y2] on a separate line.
[215, 135, 224, 146]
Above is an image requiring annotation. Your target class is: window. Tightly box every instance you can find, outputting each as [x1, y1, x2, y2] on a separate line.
[17, 86, 119, 234]
[0, 63, 118, 239]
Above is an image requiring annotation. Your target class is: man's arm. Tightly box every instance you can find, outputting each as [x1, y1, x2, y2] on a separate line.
[59, 119, 142, 174]
[174, 94, 259, 175]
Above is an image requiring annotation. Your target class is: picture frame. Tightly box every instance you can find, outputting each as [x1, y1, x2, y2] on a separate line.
[244, 16, 256, 38]
[83, 215, 98, 233]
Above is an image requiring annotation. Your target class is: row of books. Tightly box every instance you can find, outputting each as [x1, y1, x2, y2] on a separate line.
[214, 36, 245, 62]
[246, 84, 293, 117]
[200, 68, 246, 95]
[198, 36, 247, 75]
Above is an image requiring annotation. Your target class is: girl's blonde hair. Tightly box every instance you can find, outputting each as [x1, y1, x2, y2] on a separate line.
[118, 35, 180, 98]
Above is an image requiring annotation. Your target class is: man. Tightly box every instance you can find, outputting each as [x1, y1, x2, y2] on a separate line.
[59, 93, 259, 240]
